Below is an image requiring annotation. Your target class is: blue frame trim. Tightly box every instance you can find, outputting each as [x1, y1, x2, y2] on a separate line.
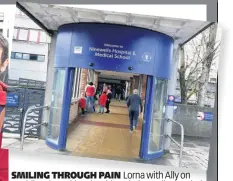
[45, 139, 60, 150]
[45, 23, 174, 160]
[45, 68, 74, 151]
[58, 68, 74, 150]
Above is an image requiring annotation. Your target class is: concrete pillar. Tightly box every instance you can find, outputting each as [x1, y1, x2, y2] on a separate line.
[40, 32, 57, 139]
[207, 88, 217, 181]
[164, 44, 180, 151]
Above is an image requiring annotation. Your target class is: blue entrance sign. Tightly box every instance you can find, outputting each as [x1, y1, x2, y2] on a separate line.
[167, 95, 175, 106]
[6, 93, 19, 107]
[197, 112, 214, 121]
[55, 23, 173, 77]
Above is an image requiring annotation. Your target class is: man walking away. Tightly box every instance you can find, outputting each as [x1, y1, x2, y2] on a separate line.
[127, 89, 143, 133]
[105, 86, 112, 113]
[85, 82, 96, 112]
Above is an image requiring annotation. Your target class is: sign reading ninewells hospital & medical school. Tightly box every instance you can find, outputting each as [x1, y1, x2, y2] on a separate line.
[74, 44, 153, 63]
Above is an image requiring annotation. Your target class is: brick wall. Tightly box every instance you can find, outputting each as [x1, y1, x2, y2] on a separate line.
[69, 101, 80, 124]
[68, 68, 88, 124]
[133, 75, 139, 90]
[79, 68, 88, 96]
[129, 77, 133, 94]
[94, 72, 100, 88]
[141, 75, 147, 101]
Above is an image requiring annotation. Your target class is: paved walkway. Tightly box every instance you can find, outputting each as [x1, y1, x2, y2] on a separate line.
[2, 99, 210, 170]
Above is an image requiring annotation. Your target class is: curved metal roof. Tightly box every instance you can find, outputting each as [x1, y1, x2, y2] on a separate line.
[17, 2, 213, 45]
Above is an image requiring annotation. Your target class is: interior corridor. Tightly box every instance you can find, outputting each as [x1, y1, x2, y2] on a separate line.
[66, 100, 143, 159]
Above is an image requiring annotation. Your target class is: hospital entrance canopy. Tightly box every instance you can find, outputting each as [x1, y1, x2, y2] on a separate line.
[17, 2, 213, 46]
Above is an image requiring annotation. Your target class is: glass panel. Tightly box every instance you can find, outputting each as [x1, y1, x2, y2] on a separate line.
[13, 28, 18, 39]
[37, 55, 45, 61]
[15, 53, 22, 59]
[47, 68, 66, 143]
[11, 52, 15, 59]
[29, 54, 37, 61]
[148, 78, 167, 153]
[29, 30, 39, 42]
[22, 54, 30, 60]
[40, 31, 47, 43]
[18, 29, 28, 41]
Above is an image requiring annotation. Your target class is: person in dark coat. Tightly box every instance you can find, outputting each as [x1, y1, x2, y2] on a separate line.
[127, 89, 143, 132]
[105, 86, 112, 113]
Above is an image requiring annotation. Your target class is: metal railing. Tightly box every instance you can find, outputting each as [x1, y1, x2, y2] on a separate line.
[166, 118, 184, 167]
[20, 105, 50, 150]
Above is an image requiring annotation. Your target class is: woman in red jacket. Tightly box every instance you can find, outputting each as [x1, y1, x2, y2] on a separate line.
[0, 34, 9, 148]
[0, 34, 9, 181]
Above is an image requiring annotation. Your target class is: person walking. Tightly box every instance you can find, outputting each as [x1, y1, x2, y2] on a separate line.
[85, 82, 96, 112]
[105, 86, 112, 113]
[98, 91, 107, 114]
[127, 89, 143, 133]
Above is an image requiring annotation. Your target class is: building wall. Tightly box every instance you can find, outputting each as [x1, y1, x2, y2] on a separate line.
[9, 8, 50, 81]
[10, 41, 49, 81]
[172, 104, 213, 138]
[69, 100, 80, 124]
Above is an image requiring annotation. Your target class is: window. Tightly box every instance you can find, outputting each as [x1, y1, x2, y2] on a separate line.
[37, 55, 45, 61]
[13, 28, 18, 39]
[40, 31, 47, 42]
[29, 54, 38, 61]
[18, 29, 28, 41]
[13, 28, 48, 43]
[29, 30, 39, 42]
[0, 29, 2, 33]
[11, 52, 45, 62]
[15, 53, 22, 59]
[72, 68, 82, 100]
[210, 78, 217, 83]
[22, 54, 30, 60]
[11, 52, 15, 59]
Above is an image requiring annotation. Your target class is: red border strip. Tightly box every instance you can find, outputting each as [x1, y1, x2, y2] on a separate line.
[0, 148, 9, 181]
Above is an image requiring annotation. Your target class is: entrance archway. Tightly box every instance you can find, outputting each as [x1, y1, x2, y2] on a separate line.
[46, 23, 173, 160]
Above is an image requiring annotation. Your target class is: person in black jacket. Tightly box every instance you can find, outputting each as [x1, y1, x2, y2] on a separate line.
[105, 87, 112, 113]
[127, 89, 143, 132]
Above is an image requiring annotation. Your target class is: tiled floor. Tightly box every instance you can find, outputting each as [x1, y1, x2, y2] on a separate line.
[2, 99, 211, 170]
[66, 100, 143, 159]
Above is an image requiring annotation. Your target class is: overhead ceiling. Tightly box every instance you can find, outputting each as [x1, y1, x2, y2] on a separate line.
[17, 2, 212, 45]
[98, 70, 138, 81]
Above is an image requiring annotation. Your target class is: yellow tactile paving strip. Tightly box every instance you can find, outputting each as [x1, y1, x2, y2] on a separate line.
[66, 100, 143, 159]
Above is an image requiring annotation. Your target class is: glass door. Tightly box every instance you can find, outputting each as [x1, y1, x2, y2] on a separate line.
[46, 68, 66, 149]
[148, 78, 168, 156]
[46, 68, 74, 150]
[140, 77, 168, 160]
